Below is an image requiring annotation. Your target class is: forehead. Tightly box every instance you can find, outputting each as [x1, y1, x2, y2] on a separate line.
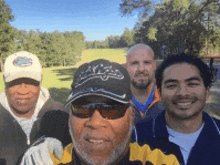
[127, 49, 154, 61]
[163, 63, 202, 82]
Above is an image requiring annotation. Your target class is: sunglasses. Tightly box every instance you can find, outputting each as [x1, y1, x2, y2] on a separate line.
[71, 102, 131, 119]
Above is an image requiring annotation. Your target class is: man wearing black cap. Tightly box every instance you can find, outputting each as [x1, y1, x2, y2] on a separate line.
[21, 59, 179, 165]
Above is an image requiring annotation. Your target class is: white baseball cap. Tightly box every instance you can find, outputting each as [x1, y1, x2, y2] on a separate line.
[4, 51, 42, 82]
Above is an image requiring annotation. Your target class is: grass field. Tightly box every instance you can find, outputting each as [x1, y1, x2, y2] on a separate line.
[1, 48, 220, 119]
[75, 48, 126, 67]
[0, 48, 127, 103]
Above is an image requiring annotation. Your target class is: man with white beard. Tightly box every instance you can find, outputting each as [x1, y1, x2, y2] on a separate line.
[21, 59, 179, 165]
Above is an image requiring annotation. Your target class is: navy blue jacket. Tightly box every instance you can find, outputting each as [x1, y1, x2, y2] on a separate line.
[135, 111, 220, 165]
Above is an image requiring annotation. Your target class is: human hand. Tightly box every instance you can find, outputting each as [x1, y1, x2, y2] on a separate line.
[20, 137, 63, 165]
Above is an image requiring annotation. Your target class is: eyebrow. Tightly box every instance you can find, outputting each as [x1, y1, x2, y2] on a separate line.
[164, 79, 178, 85]
[185, 77, 201, 82]
[164, 76, 202, 84]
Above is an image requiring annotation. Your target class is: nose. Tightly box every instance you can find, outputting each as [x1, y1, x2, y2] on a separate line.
[138, 63, 145, 72]
[176, 84, 189, 96]
[85, 110, 107, 129]
[17, 83, 30, 94]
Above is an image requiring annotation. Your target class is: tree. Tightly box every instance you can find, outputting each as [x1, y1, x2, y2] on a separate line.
[120, 0, 220, 55]
[121, 28, 135, 47]
[0, 0, 14, 67]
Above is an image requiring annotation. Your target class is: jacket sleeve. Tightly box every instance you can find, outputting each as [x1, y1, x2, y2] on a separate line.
[38, 110, 72, 147]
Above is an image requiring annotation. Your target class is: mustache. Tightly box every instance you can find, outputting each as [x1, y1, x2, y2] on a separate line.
[172, 95, 197, 102]
[14, 96, 32, 100]
[134, 71, 149, 77]
[83, 132, 112, 142]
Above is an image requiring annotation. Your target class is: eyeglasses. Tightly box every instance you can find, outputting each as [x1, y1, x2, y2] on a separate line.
[71, 102, 131, 119]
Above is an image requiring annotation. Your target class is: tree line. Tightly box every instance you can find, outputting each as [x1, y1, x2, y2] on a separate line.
[0, 0, 85, 69]
[87, 0, 220, 59]
[0, 0, 219, 68]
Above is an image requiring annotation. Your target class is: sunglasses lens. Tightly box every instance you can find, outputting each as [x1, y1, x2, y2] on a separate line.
[71, 105, 92, 118]
[71, 103, 130, 119]
[101, 105, 128, 119]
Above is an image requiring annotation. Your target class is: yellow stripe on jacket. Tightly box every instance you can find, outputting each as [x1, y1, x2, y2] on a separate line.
[130, 143, 180, 165]
[52, 142, 180, 165]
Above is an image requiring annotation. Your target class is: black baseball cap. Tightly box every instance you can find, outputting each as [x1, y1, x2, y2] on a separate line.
[65, 59, 132, 106]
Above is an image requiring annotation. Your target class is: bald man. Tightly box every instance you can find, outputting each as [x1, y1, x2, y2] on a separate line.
[126, 44, 163, 125]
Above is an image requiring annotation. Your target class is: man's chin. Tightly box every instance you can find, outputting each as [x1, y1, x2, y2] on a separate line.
[13, 106, 33, 115]
[132, 81, 150, 90]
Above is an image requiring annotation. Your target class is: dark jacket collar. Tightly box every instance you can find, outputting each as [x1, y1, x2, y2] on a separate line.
[153, 111, 220, 164]
[153, 111, 169, 138]
[154, 111, 220, 139]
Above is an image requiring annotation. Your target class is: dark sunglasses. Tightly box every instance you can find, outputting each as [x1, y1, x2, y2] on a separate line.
[71, 102, 131, 119]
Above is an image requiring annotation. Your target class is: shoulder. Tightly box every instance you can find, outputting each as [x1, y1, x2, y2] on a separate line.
[42, 98, 67, 111]
[130, 143, 180, 165]
[210, 115, 220, 128]
[204, 112, 220, 126]
[135, 119, 154, 144]
[53, 143, 73, 165]
[0, 103, 8, 113]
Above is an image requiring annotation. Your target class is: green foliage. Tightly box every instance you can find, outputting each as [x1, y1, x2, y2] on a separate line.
[85, 40, 108, 49]
[106, 28, 135, 48]
[0, 0, 86, 69]
[0, 0, 15, 67]
[120, 28, 136, 47]
[148, 26, 157, 41]
[120, 0, 220, 56]
[10, 29, 86, 67]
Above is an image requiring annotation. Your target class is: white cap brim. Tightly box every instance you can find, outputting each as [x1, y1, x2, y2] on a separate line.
[4, 71, 41, 82]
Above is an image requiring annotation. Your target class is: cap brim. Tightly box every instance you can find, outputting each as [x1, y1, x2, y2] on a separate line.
[4, 71, 41, 82]
[65, 92, 129, 106]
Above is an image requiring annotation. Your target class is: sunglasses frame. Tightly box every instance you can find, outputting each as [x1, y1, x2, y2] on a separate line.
[71, 102, 131, 120]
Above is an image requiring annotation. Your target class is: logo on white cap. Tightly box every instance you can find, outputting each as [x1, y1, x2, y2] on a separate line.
[13, 57, 33, 67]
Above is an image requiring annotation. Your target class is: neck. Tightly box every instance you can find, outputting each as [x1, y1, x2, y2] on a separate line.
[165, 112, 203, 134]
[131, 82, 154, 103]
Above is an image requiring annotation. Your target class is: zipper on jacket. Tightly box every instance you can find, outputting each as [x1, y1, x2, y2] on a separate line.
[27, 136, 30, 145]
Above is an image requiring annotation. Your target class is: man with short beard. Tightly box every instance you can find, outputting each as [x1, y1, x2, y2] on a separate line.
[135, 53, 220, 165]
[126, 44, 163, 125]
[21, 59, 180, 165]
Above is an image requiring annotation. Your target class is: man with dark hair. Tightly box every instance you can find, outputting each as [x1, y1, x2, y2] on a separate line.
[21, 59, 180, 165]
[135, 53, 220, 165]
[126, 44, 163, 125]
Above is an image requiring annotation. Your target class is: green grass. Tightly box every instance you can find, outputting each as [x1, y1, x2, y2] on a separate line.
[0, 49, 127, 104]
[75, 48, 127, 67]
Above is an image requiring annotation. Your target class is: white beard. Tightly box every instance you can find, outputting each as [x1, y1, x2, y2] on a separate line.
[68, 116, 134, 165]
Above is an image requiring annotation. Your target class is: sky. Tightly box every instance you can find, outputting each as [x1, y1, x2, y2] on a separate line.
[6, 0, 138, 41]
